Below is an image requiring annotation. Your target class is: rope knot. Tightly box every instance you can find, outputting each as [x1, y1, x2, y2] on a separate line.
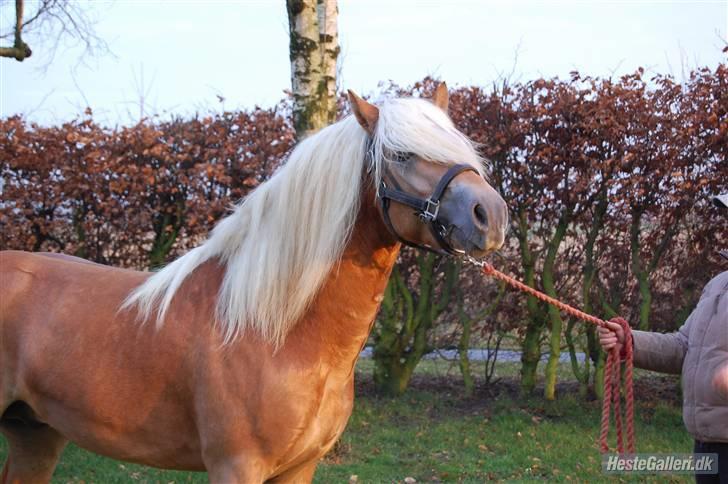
[481, 261, 496, 276]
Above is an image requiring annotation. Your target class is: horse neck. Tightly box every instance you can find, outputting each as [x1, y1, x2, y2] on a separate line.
[285, 184, 400, 368]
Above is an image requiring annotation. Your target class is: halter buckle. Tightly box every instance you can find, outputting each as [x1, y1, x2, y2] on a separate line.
[419, 199, 440, 222]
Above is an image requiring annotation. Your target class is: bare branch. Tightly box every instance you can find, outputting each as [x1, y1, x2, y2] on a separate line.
[0, 0, 109, 67]
[0, 0, 32, 61]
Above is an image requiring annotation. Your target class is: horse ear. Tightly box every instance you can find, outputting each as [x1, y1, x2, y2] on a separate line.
[347, 90, 379, 135]
[432, 82, 449, 113]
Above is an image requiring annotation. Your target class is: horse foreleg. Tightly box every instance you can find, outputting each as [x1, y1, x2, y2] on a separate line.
[0, 421, 67, 484]
[205, 455, 268, 484]
[266, 460, 318, 484]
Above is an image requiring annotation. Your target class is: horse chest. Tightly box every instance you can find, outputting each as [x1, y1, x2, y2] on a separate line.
[197, 353, 356, 471]
[269, 373, 356, 473]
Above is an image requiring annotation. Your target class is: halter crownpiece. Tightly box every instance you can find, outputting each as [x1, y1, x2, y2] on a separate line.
[374, 152, 479, 255]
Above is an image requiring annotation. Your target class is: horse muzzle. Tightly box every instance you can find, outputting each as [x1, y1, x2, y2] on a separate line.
[437, 179, 508, 258]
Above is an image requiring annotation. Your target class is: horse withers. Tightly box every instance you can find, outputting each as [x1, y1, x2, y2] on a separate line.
[0, 84, 507, 483]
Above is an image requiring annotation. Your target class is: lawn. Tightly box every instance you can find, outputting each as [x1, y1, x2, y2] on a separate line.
[1, 361, 691, 483]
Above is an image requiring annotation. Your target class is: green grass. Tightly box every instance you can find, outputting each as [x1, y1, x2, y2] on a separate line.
[316, 383, 689, 482]
[1, 361, 691, 483]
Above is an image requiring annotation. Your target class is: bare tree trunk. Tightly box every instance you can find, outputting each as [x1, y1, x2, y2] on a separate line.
[373, 254, 458, 396]
[286, 0, 339, 138]
[542, 213, 570, 400]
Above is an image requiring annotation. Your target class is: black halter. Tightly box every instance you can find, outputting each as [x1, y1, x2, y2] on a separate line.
[373, 151, 478, 255]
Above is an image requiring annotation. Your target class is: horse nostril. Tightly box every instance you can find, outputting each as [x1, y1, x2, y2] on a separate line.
[473, 204, 488, 227]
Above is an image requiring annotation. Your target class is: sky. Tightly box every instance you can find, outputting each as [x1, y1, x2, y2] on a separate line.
[1, 0, 726, 125]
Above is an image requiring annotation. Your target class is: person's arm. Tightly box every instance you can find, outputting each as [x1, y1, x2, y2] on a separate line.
[597, 320, 688, 375]
[630, 325, 688, 374]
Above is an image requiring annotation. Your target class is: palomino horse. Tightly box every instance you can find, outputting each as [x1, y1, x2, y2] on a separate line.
[0, 84, 507, 483]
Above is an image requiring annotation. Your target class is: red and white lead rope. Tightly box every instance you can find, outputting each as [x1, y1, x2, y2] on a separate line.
[473, 259, 635, 454]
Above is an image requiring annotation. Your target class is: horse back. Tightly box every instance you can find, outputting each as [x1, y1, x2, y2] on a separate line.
[0, 249, 152, 400]
[0, 249, 147, 337]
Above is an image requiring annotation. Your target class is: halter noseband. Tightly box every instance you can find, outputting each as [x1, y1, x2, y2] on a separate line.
[372, 147, 478, 255]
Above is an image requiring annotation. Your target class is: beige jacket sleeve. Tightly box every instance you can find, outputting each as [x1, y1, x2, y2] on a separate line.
[631, 323, 690, 375]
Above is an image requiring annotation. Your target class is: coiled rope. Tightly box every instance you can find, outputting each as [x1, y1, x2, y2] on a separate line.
[474, 260, 635, 454]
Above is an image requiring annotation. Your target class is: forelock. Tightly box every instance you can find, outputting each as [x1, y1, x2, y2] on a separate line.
[370, 97, 484, 179]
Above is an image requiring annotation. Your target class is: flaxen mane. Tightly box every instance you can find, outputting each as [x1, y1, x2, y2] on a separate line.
[122, 97, 483, 346]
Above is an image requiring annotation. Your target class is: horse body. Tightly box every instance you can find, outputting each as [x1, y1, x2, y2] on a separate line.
[2, 251, 207, 467]
[0, 192, 398, 480]
[1, 86, 508, 482]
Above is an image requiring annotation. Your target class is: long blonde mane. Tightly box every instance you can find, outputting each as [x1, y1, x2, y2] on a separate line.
[122, 97, 483, 346]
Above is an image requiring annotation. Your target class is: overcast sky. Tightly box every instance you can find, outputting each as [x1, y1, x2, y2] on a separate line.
[1, 0, 726, 125]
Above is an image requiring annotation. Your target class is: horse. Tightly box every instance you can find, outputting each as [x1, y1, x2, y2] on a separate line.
[0, 84, 508, 483]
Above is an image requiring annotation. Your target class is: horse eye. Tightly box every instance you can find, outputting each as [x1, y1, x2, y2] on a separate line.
[392, 152, 412, 163]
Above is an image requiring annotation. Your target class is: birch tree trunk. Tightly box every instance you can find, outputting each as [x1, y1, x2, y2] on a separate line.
[286, 0, 339, 138]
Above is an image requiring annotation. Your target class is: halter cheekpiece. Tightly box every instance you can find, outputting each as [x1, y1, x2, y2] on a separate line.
[367, 139, 478, 255]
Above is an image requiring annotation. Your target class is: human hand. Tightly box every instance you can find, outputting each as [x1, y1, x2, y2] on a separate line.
[713, 363, 728, 398]
[597, 320, 625, 353]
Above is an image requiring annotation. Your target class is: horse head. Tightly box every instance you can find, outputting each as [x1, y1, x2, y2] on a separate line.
[348, 83, 508, 259]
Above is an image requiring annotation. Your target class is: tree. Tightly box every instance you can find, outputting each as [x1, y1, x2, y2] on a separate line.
[286, 0, 339, 138]
[566, 75, 624, 398]
[0, 0, 106, 63]
[372, 251, 458, 395]
[455, 272, 506, 397]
